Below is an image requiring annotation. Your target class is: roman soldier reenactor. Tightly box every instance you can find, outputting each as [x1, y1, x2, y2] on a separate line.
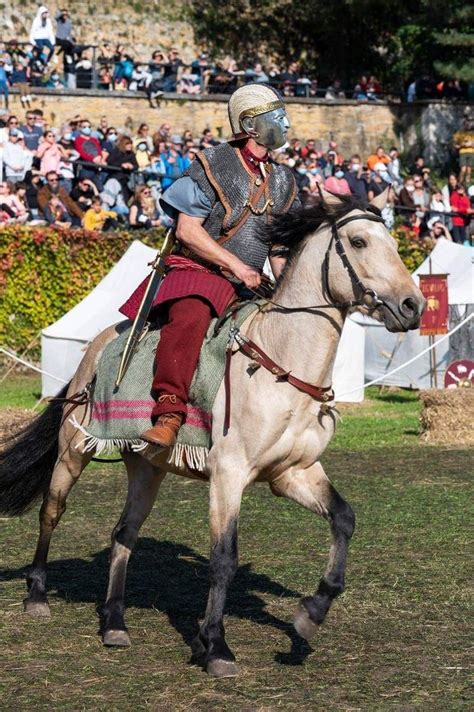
[119, 83, 299, 448]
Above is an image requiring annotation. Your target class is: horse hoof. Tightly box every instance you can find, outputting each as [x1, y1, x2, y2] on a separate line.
[24, 601, 51, 618]
[206, 659, 239, 678]
[293, 603, 318, 641]
[103, 629, 131, 647]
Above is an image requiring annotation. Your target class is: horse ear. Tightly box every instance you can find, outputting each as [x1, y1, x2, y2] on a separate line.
[370, 186, 391, 211]
[317, 184, 344, 208]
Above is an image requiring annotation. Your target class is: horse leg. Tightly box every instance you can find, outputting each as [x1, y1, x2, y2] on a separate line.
[25, 431, 92, 617]
[102, 453, 165, 647]
[193, 471, 245, 678]
[270, 462, 355, 641]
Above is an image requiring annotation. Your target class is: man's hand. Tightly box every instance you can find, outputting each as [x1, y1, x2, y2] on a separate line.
[230, 260, 261, 289]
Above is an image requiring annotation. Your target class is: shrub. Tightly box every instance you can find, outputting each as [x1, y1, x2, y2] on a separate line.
[0, 226, 164, 353]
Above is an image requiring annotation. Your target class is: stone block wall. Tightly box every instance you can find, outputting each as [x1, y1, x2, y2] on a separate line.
[6, 88, 471, 166]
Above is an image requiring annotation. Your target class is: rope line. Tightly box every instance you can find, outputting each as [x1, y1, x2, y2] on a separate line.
[0, 347, 68, 384]
[336, 312, 473, 399]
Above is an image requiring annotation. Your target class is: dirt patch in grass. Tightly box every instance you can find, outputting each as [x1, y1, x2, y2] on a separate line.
[0, 408, 33, 441]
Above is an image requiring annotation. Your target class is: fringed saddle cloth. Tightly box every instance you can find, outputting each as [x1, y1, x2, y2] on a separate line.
[72, 302, 260, 473]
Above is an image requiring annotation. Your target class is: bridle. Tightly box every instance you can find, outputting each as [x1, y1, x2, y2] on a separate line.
[254, 208, 386, 313]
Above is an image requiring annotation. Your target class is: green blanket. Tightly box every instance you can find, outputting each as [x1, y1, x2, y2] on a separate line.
[73, 302, 260, 471]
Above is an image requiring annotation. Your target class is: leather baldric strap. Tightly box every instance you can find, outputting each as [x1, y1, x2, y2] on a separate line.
[217, 178, 268, 247]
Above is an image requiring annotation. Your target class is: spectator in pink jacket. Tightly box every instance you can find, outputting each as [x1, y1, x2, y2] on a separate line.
[36, 130, 68, 174]
[324, 168, 351, 195]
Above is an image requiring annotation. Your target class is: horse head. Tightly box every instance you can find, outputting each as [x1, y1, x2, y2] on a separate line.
[271, 188, 425, 333]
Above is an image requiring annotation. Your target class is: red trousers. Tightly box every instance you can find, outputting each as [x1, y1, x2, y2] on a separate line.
[151, 297, 213, 420]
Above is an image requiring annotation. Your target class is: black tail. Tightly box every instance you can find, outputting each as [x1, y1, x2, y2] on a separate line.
[0, 384, 70, 516]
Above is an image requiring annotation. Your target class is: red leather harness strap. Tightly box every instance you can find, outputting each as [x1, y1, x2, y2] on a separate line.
[223, 325, 334, 434]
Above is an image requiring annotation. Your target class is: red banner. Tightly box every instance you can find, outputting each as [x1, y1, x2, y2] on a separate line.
[419, 274, 449, 336]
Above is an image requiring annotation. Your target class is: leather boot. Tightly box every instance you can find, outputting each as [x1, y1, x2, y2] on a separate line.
[141, 412, 183, 447]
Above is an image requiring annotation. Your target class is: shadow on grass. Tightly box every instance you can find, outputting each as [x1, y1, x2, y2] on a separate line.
[0, 537, 312, 665]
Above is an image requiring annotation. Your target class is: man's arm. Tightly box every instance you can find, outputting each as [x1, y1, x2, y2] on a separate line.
[176, 213, 261, 289]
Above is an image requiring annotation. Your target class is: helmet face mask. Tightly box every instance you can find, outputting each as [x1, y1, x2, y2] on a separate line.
[241, 107, 291, 150]
[227, 83, 290, 149]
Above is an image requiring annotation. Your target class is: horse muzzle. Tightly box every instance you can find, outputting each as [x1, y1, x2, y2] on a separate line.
[381, 294, 426, 332]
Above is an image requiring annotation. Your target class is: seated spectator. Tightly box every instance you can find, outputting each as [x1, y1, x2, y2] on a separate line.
[0, 58, 10, 110]
[146, 50, 166, 106]
[280, 61, 301, 96]
[397, 176, 416, 222]
[425, 216, 452, 242]
[429, 188, 450, 222]
[112, 45, 134, 89]
[29, 6, 55, 64]
[367, 164, 391, 200]
[293, 159, 310, 196]
[100, 176, 129, 218]
[160, 136, 191, 190]
[37, 170, 83, 223]
[57, 133, 79, 192]
[162, 48, 184, 93]
[366, 75, 382, 100]
[23, 171, 43, 219]
[20, 110, 43, 152]
[409, 155, 425, 177]
[450, 183, 471, 244]
[134, 123, 154, 152]
[324, 167, 351, 195]
[387, 147, 401, 184]
[367, 146, 390, 171]
[70, 175, 99, 209]
[0, 180, 29, 223]
[441, 172, 458, 207]
[10, 61, 32, 109]
[200, 129, 219, 149]
[75, 52, 93, 89]
[300, 139, 317, 159]
[3, 128, 33, 182]
[129, 63, 150, 92]
[74, 119, 108, 185]
[102, 127, 119, 153]
[98, 65, 113, 91]
[82, 195, 118, 231]
[107, 134, 139, 198]
[344, 154, 368, 199]
[44, 194, 74, 227]
[325, 79, 345, 100]
[45, 71, 65, 89]
[135, 138, 152, 170]
[412, 174, 430, 218]
[36, 130, 68, 175]
[245, 62, 269, 85]
[55, 8, 74, 54]
[129, 185, 163, 228]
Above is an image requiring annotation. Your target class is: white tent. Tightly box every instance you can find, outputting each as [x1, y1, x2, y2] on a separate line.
[41, 239, 365, 401]
[41, 240, 157, 397]
[354, 239, 474, 389]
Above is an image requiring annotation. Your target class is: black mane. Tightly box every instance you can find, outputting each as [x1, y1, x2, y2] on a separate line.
[266, 194, 375, 253]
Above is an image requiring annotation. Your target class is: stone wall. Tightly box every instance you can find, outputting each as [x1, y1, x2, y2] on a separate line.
[6, 88, 472, 165]
[3, 0, 196, 62]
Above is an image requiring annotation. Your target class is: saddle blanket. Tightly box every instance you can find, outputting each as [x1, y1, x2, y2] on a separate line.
[73, 302, 260, 472]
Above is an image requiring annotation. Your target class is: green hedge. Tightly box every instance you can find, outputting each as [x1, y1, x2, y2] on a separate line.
[0, 227, 164, 353]
[0, 225, 430, 353]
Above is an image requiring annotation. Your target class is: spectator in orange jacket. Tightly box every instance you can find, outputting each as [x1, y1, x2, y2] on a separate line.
[367, 146, 390, 171]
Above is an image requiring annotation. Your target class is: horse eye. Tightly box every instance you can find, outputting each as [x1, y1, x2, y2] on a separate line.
[350, 238, 367, 249]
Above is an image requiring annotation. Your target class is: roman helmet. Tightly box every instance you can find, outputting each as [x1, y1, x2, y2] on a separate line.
[228, 83, 291, 150]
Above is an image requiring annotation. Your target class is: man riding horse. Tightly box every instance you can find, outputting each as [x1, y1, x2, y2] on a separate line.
[120, 83, 299, 448]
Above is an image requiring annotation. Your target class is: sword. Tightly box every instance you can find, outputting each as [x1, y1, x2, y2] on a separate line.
[115, 228, 175, 387]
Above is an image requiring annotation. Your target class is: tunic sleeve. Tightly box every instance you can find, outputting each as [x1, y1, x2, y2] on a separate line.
[160, 176, 213, 218]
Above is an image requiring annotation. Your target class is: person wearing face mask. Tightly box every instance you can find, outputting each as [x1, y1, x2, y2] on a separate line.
[397, 177, 417, 224]
[46, 71, 65, 88]
[324, 166, 351, 195]
[74, 119, 107, 186]
[102, 127, 118, 154]
[134, 139, 152, 170]
[292, 158, 310, 196]
[119, 83, 299, 447]
[344, 154, 368, 199]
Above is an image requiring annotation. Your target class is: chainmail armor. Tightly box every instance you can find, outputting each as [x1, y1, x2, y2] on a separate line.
[180, 142, 298, 271]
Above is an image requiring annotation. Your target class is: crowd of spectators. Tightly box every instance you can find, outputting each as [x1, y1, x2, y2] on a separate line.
[0, 7, 471, 106]
[0, 106, 472, 244]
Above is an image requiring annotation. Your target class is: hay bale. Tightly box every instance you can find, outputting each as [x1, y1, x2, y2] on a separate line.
[420, 388, 474, 445]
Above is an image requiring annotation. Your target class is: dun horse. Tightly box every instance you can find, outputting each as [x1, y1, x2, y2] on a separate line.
[0, 190, 424, 677]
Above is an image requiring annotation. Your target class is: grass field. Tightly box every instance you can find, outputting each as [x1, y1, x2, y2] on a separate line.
[0, 375, 471, 710]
